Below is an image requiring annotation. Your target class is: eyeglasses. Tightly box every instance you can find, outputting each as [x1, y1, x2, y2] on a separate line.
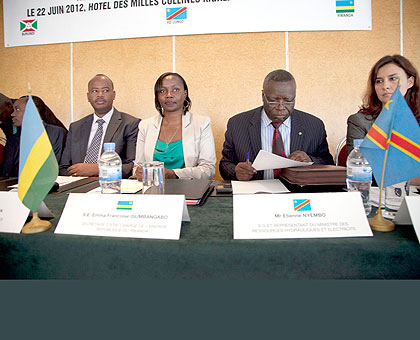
[263, 92, 295, 107]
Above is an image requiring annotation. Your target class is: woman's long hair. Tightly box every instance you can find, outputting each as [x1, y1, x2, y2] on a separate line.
[359, 54, 420, 124]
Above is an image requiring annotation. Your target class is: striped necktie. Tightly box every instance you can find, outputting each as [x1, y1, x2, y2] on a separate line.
[272, 122, 286, 178]
[84, 119, 105, 163]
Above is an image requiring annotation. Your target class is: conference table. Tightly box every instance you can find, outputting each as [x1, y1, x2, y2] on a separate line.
[1, 178, 420, 279]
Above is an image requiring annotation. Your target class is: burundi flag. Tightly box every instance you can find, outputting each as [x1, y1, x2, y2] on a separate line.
[336, 1, 355, 13]
[18, 96, 58, 212]
[20, 19, 37, 32]
[360, 85, 420, 188]
[166, 7, 187, 20]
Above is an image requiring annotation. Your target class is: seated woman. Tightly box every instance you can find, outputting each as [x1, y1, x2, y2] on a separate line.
[134, 72, 216, 180]
[1, 96, 67, 177]
[346, 54, 420, 184]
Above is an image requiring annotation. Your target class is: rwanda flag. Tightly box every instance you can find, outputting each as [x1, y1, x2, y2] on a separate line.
[18, 96, 58, 212]
[360, 86, 420, 188]
[336, 1, 355, 13]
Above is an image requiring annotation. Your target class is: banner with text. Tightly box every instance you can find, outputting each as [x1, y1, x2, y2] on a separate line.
[3, 0, 372, 47]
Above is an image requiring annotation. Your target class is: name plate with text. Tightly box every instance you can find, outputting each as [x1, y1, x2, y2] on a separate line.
[0, 192, 30, 233]
[233, 192, 373, 239]
[55, 193, 189, 240]
[394, 196, 420, 243]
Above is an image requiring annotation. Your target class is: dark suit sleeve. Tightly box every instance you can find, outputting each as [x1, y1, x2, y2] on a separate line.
[309, 120, 334, 165]
[219, 118, 239, 180]
[120, 117, 140, 179]
[46, 126, 67, 164]
[59, 124, 73, 176]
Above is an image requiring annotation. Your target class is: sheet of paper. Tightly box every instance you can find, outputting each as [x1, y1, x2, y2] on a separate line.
[394, 196, 420, 229]
[0, 192, 30, 233]
[252, 150, 313, 171]
[8, 175, 88, 189]
[233, 192, 373, 239]
[55, 193, 189, 239]
[87, 179, 143, 194]
[231, 179, 289, 194]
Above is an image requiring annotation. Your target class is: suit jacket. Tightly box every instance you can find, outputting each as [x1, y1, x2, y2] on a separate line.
[1, 123, 67, 177]
[346, 112, 375, 156]
[59, 109, 140, 179]
[134, 112, 216, 179]
[219, 106, 334, 180]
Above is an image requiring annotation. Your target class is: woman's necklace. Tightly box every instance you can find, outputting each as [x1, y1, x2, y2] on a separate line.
[162, 122, 180, 148]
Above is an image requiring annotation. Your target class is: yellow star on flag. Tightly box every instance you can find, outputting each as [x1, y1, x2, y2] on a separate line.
[384, 99, 393, 110]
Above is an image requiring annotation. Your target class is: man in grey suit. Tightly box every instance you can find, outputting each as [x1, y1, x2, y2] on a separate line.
[59, 74, 140, 179]
[220, 69, 333, 181]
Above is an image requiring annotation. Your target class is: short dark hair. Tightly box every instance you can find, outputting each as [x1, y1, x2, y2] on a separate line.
[88, 74, 114, 90]
[360, 54, 420, 124]
[263, 69, 296, 88]
[154, 72, 192, 116]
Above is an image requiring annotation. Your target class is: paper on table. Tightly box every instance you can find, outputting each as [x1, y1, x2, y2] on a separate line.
[231, 179, 289, 194]
[87, 179, 143, 194]
[252, 150, 312, 171]
[8, 175, 88, 189]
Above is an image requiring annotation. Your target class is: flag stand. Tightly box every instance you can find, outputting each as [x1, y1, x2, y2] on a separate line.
[368, 143, 395, 232]
[21, 212, 52, 234]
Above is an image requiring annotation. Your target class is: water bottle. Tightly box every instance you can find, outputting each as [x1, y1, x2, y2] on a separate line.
[98, 143, 122, 194]
[346, 139, 372, 215]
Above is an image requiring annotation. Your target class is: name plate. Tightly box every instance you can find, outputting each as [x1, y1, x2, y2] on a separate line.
[233, 192, 373, 239]
[394, 196, 420, 243]
[0, 192, 30, 233]
[55, 193, 189, 240]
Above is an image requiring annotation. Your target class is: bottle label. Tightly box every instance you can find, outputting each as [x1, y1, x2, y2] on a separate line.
[347, 167, 372, 181]
[99, 166, 122, 181]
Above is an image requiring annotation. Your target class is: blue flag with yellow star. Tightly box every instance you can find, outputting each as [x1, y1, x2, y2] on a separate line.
[359, 85, 420, 187]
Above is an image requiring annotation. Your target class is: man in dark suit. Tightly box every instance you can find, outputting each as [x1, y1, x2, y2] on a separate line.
[59, 74, 140, 179]
[219, 69, 333, 180]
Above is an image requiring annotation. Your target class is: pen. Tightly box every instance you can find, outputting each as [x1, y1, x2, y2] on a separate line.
[246, 152, 250, 163]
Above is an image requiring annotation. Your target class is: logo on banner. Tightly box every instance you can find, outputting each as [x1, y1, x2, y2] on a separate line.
[117, 201, 133, 210]
[336, 0, 354, 17]
[20, 19, 37, 36]
[166, 7, 187, 24]
[293, 199, 312, 212]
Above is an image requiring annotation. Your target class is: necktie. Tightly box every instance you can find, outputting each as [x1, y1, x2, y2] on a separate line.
[84, 119, 105, 163]
[272, 122, 286, 178]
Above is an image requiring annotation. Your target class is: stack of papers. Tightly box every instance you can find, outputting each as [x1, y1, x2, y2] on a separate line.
[231, 179, 289, 194]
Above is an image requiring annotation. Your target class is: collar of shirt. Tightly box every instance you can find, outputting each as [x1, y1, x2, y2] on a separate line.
[261, 107, 291, 129]
[92, 107, 114, 126]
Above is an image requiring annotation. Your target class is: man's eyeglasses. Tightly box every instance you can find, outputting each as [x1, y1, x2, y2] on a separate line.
[263, 92, 295, 107]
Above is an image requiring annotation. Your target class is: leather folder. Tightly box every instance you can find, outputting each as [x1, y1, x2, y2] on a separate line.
[279, 165, 346, 186]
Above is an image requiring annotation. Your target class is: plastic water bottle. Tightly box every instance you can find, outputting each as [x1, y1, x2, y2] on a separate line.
[98, 143, 122, 194]
[346, 139, 372, 215]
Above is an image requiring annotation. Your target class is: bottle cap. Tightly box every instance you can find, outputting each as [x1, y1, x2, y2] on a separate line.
[103, 142, 116, 150]
[353, 139, 363, 147]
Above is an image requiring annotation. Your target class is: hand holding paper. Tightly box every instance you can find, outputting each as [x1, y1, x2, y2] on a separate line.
[252, 150, 313, 171]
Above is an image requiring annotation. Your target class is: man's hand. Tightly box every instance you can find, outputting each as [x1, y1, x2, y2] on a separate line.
[235, 162, 257, 181]
[288, 151, 312, 163]
[67, 163, 99, 177]
[135, 166, 142, 181]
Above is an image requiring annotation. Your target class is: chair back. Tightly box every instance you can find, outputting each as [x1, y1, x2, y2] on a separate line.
[334, 136, 347, 166]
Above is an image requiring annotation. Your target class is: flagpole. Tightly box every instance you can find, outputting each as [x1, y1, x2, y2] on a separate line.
[368, 136, 395, 232]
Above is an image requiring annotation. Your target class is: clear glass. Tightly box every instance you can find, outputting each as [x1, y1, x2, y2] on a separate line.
[142, 161, 165, 194]
[383, 181, 409, 220]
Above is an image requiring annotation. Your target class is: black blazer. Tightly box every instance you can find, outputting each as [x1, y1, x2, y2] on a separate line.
[59, 109, 140, 179]
[1, 123, 67, 178]
[219, 106, 334, 180]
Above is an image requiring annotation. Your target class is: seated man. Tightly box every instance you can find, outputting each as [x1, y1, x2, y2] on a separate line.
[59, 74, 140, 178]
[1, 96, 67, 177]
[219, 69, 333, 180]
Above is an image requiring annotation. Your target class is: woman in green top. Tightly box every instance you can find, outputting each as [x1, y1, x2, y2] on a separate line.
[134, 72, 216, 180]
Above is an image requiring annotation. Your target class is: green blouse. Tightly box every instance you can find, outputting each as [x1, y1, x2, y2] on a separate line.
[153, 139, 185, 169]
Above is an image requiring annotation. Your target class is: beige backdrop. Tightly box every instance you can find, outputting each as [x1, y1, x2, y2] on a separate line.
[1, 0, 419, 179]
